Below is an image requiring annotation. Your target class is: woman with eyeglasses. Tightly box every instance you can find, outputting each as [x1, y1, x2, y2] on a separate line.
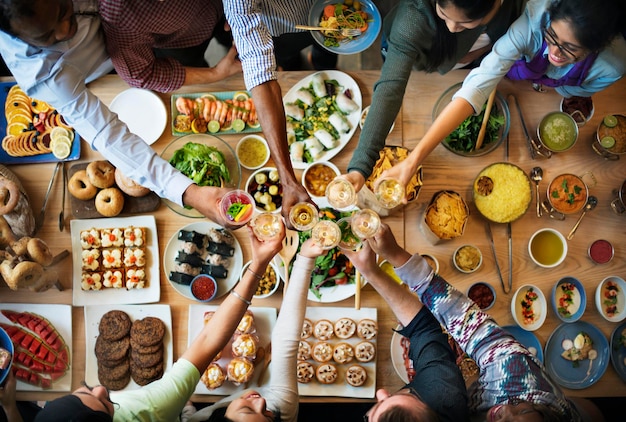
[344, 224, 604, 422]
[375, 0, 626, 198]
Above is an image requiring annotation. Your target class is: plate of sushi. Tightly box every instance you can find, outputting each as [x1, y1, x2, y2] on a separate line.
[163, 222, 244, 301]
[284, 70, 362, 169]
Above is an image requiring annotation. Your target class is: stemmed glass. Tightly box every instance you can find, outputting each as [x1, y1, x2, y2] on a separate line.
[219, 190, 255, 226]
[250, 212, 282, 241]
[336, 217, 362, 251]
[325, 176, 357, 209]
[288, 202, 319, 231]
[311, 220, 342, 250]
[375, 178, 405, 209]
[351, 208, 381, 239]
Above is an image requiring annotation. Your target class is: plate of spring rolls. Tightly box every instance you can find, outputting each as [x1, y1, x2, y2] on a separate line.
[284, 71, 362, 169]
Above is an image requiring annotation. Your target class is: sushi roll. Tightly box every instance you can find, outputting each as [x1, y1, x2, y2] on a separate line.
[328, 112, 351, 134]
[178, 230, 206, 249]
[175, 251, 204, 268]
[200, 264, 229, 279]
[207, 227, 235, 246]
[336, 90, 359, 114]
[304, 136, 325, 160]
[295, 88, 315, 106]
[314, 129, 339, 149]
[206, 253, 230, 267]
[290, 141, 305, 162]
[285, 103, 304, 121]
[311, 73, 327, 98]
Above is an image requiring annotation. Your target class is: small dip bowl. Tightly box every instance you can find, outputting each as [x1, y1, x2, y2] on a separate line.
[588, 239, 614, 264]
[246, 167, 283, 213]
[551, 276, 586, 323]
[595, 276, 626, 322]
[467, 282, 496, 310]
[511, 284, 547, 331]
[547, 173, 588, 214]
[236, 135, 270, 170]
[301, 161, 340, 198]
[241, 261, 281, 299]
[537, 111, 579, 152]
[420, 253, 440, 274]
[453, 245, 482, 273]
[190, 274, 218, 302]
[528, 228, 567, 268]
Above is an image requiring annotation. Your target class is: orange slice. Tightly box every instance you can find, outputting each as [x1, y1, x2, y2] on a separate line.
[7, 122, 29, 137]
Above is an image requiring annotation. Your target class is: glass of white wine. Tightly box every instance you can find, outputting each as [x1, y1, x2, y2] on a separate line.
[375, 178, 405, 209]
[288, 202, 319, 231]
[251, 212, 282, 241]
[325, 176, 357, 209]
[311, 220, 342, 250]
[336, 217, 362, 251]
[351, 208, 381, 239]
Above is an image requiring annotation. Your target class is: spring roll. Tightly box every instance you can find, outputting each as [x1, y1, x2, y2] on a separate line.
[296, 88, 315, 106]
[290, 141, 305, 162]
[328, 112, 351, 133]
[286, 122, 296, 145]
[285, 103, 304, 120]
[336, 90, 359, 113]
[311, 73, 327, 98]
[314, 129, 338, 149]
[304, 136, 325, 160]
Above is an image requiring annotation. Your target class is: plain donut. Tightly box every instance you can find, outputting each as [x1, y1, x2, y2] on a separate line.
[0, 178, 20, 215]
[95, 187, 125, 217]
[87, 160, 115, 189]
[68, 170, 98, 200]
[114, 168, 150, 197]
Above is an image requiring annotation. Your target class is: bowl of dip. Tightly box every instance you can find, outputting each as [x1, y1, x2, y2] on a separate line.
[593, 114, 626, 159]
[236, 134, 270, 170]
[547, 173, 588, 214]
[588, 239, 614, 264]
[467, 282, 496, 310]
[537, 111, 579, 152]
[190, 274, 218, 302]
[453, 245, 482, 273]
[551, 276, 586, 323]
[595, 276, 626, 322]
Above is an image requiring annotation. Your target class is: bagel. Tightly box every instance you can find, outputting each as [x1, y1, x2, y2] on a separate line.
[68, 170, 98, 200]
[0, 178, 20, 215]
[87, 160, 116, 189]
[1, 260, 44, 290]
[9, 236, 31, 256]
[114, 168, 150, 197]
[27, 237, 53, 266]
[95, 187, 125, 217]
[0, 216, 16, 249]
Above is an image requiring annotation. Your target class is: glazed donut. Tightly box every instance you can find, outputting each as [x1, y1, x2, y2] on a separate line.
[27, 237, 53, 266]
[95, 187, 125, 217]
[114, 168, 150, 197]
[0, 178, 20, 215]
[68, 170, 98, 200]
[87, 160, 116, 189]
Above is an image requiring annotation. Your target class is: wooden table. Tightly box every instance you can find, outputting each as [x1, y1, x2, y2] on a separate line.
[1, 70, 625, 403]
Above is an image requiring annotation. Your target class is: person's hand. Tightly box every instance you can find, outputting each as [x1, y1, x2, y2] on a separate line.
[249, 220, 285, 266]
[298, 238, 324, 259]
[342, 241, 381, 279]
[367, 223, 411, 268]
[0, 371, 18, 411]
[343, 171, 366, 193]
[212, 46, 242, 80]
[280, 182, 315, 230]
[182, 185, 241, 230]
[373, 158, 419, 205]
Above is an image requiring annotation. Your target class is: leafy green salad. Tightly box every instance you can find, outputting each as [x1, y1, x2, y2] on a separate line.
[168, 142, 230, 187]
[444, 104, 505, 153]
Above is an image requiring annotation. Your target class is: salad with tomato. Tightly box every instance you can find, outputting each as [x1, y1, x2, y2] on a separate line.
[294, 208, 356, 299]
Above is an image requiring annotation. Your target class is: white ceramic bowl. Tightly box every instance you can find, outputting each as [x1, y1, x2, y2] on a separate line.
[240, 261, 281, 299]
[453, 244, 482, 273]
[245, 167, 283, 213]
[511, 284, 547, 331]
[528, 228, 568, 268]
[595, 276, 626, 322]
[301, 161, 340, 198]
[236, 134, 270, 170]
[551, 276, 586, 323]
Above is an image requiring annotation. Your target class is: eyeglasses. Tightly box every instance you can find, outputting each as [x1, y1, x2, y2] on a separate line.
[363, 387, 421, 422]
[543, 26, 581, 61]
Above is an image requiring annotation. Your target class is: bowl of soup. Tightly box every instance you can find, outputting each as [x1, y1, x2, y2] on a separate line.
[547, 173, 588, 214]
[551, 276, 586, 322]
[537, 111, 579, 152]
[302, 161, 340, 198]
[528, 228, 567, 268]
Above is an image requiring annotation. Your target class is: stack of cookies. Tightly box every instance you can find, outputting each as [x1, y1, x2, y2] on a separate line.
[129, 317, 165, 386]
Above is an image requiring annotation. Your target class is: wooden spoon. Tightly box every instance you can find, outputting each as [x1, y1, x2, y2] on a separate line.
[474, 88, 497, 151]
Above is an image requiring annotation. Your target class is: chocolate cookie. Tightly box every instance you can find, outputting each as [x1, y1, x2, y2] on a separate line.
[95, 334, 130, 362]
[97, 359, 129, 381]
[130, 335, 162, 354]
[131, 347, 163, 369]
[99, 369, 131, 391]
[98, 310, 132, 341]
[97, 355, 129, 369]
[130, 317, 165, 347]
[130, 359, 163, 386]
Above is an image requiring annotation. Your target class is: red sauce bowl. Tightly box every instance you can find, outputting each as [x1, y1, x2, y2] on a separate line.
[467, 282, 496, 310]
[190, 275, 218, 302]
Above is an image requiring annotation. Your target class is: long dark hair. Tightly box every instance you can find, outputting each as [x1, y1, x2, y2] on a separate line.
[547, 0, 625, 52]
[205, 406, 281, 422]
[0, 0, 34, 34]
[426, 0, 497, 71]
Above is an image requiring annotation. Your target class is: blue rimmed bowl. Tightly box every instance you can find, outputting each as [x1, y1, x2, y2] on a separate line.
[551, 276, 586, 323]
[0, 327, 14, 385]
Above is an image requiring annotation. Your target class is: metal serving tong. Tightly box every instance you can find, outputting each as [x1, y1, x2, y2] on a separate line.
[485, 222, 510, 294]
[508, 94, 552, 159]
[35, 161, 62, 233]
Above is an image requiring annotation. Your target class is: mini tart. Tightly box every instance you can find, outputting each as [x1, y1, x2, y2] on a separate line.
[355, 341, 376, 363]
[334, 317, 357, 339]
[201, 363, 225, 390]
[298, 340, 312, 361]
[357, 319, 378, 340]
[124, 247, 146, 268]
[345, 364, 368, 387]
[125, 268, 146, 289]
[81, 249, 100, 271]
[80, 228, 101, 249]
[313, 319, 335, 341]
[81, 272, 102, 290]
[103, 270, 124, 289]
[124, 226, 146, 248]
[102, 248, 123, 269]
[297, 361, 315, 383]
[101, 228, 124, 248]
[301, 318, 313, 339]
[316, 363, 338, 384]
[231, 333, 259, 359]
[312, 341, 333, 363]
[332, 342, 354, 364]
[227, 357, 255, 385]
[236, 310, 256, 334]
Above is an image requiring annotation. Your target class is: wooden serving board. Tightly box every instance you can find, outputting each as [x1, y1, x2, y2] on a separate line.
[68, 162, 160, 219]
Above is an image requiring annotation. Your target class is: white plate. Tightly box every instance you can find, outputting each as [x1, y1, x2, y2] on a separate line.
[70, 215, 160, 306]
[188, 305, 277, 395]
[163, 222, 243, 301]
[390, 330, 410, 383]
[109, 88, 167, 145]
[0, 304, 72, 392]
[298, 307, 377, 398]
[283, 70, 362, 169]
[84, 304, 172, 395]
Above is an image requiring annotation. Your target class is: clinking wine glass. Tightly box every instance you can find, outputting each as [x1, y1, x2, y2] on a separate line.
[336, 217, 362, 251]
[351, 208, 381, 239]
[325, 176, 357, 209]
[251, 212, 282, 241]
[311, 220, 342, 250]
[375, 178, 405, 209]
[289, 202, 319, 231]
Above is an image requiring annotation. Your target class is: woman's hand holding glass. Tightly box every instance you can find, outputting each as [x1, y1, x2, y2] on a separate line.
[248, 218, 285, 266]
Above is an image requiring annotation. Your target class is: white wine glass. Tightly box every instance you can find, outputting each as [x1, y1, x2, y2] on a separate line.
[375, 178, 405, 209]
[325, 176, 357, 209]
[336, 217, 362, 251]
[351, 208, 381, 239]
[251, 212, 283, 241]
[311, 220, 342, 250]
[288, 202, 319, 231]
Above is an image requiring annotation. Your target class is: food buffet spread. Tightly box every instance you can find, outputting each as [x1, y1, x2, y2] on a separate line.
[0, 69, 625, 404]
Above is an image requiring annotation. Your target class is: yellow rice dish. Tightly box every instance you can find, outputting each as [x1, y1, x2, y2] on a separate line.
[473, 163, 531, 223]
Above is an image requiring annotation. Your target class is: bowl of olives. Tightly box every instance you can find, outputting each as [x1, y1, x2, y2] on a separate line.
[245, 167, 283, 213]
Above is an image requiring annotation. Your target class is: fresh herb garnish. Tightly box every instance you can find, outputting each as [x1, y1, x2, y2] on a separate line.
[444, 104, 505, 153]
